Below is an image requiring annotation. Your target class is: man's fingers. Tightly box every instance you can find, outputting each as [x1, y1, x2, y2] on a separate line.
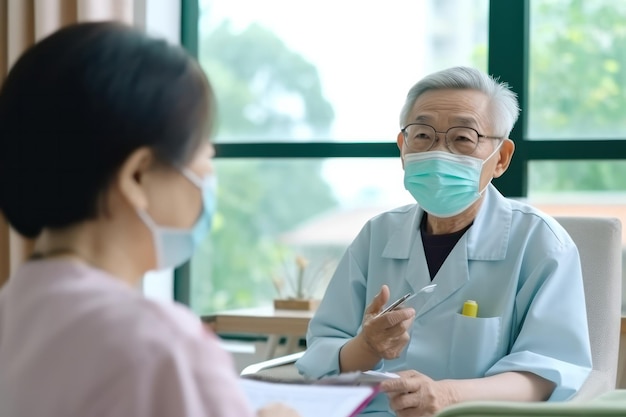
[380, 370, 422, 392]
[366, 285, 390, 315]
[380, 377, 411, 393]
[388, 392, 418, 412]
[382, 307, 416, 327]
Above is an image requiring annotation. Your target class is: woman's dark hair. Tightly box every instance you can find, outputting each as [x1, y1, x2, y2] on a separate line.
[0, 21, 215, 238]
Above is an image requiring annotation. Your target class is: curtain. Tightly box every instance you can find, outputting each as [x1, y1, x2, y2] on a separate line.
[0, 0, 144, 287]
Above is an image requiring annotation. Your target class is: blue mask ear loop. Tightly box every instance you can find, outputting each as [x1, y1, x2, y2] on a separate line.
[478, 139, 505, 195]
[180, 168, 203, 188]
[138, 168, 205, 227]
[180, 168, 218, 199]
[179, 167, 218, 220]
[482, 138, 505, 166]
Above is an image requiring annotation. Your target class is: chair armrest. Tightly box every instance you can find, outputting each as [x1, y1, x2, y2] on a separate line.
[241, 351, 305, 376]
[436, 390, 626, 417]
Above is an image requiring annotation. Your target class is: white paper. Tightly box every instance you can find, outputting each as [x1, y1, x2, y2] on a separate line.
[240, 378, 377, 417]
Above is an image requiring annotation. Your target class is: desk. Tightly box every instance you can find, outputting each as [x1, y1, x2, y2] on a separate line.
[206, 311, 626, 372]
[203, 307, 315, 359]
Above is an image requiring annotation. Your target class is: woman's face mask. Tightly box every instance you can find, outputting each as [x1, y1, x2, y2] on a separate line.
[403, 142, 502, 218]
[137, 168, 217, 270]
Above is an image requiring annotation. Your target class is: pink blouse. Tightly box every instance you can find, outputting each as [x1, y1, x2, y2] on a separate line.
[0, 259, 254, 417]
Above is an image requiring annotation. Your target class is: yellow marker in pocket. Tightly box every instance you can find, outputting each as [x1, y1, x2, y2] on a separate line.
[462, 300, 478, 318]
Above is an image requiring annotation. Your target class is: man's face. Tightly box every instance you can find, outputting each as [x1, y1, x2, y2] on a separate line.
[398, 88, 511, 190]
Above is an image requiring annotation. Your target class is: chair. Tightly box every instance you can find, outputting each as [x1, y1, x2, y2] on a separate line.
[242, 217, 623, 403]
[557, 217, 622, 400]
[241, 351, 305, 381]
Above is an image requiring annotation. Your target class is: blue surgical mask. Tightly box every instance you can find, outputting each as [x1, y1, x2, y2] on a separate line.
[138, 168, 217, 270]
[403, 144, 501, 218]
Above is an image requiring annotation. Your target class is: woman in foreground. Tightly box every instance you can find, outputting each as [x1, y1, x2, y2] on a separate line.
[0, 21, 296, 417]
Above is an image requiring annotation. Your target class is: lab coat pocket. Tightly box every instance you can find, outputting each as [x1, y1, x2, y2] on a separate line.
[448, 313, 501, 379]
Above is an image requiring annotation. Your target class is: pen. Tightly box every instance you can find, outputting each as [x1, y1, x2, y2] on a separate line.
[374, 292, 414, 318]
[374, 284, 437, 319]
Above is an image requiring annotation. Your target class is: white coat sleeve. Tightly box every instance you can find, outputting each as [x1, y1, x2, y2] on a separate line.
[296, 224, 379, 378]
[485, 237, 592, 401]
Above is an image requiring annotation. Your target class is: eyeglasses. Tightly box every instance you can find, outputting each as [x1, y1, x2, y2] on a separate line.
[400, 123, 503, 155]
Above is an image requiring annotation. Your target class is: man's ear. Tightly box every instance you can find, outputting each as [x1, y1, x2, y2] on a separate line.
[116, 147, 155, 211]
[493, 139, 515, 179]
[397, 132, 405, 169]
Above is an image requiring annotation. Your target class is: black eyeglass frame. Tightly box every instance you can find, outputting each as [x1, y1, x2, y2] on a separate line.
[400, 123, 505, 155]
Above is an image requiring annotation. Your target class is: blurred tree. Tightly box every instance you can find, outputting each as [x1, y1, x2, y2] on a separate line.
[528, 0, 626, 193]
[191, 21, 338, 313]
[201, 21, 334, 140]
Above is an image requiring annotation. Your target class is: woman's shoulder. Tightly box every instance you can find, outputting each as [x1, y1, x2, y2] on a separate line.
[11, 259, 225, 361]
[89, 286, 217, 355]
[2, 260, 240, 399]
[131, 296, 211, 344]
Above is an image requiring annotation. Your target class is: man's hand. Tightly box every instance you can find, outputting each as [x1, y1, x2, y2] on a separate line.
[358, 285, 416, 360]
[380, 370, 457, 417]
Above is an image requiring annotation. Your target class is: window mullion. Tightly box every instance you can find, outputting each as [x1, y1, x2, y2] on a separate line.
[488, 0, 529, 197]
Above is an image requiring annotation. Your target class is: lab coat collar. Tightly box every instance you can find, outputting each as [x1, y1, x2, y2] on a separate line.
[466, 183, 511, 261]
[382, 184, 511, 262]
[380, 204, 421, 259]
[381, 184, 512, 318]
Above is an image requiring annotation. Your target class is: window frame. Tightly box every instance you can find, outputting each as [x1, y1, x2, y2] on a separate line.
[489, 0, 626, 196]
[175, 0, 626, 305]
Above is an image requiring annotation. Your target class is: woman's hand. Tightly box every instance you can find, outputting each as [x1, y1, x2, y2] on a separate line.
[257, 403, 301, 417]
[380, 370, 457, 417]
[358, 285, 416, 360]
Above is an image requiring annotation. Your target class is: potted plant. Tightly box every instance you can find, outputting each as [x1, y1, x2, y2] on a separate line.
[272, 255, 327, 311]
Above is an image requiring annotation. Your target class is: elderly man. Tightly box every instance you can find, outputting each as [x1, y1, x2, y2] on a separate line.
[296, 66, 591, 416]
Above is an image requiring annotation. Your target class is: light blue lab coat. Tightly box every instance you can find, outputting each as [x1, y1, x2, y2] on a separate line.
[296, 184, 592, 416]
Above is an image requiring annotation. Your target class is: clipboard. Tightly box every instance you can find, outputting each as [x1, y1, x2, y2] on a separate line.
[240, 378, 379, 417]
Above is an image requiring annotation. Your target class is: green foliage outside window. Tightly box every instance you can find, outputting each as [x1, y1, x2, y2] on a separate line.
[529, 0, 626, 139]
[201, 21, 334, 140]
[529, 0, 626, 193]
[191, 22, 338, 313]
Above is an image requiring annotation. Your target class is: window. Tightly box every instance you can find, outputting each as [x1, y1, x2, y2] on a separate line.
[191, 157, 413, 313]
[524, 0, 626, 211]
[188, 0, 489, 314]
[528, 0, 626, 140]
[490, 0, 626, 310]
[180, 0, 626, 314]
[490, 0, 626, 196]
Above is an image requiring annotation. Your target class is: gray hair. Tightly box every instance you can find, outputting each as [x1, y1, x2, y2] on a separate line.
[399, 66, 520, 138]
